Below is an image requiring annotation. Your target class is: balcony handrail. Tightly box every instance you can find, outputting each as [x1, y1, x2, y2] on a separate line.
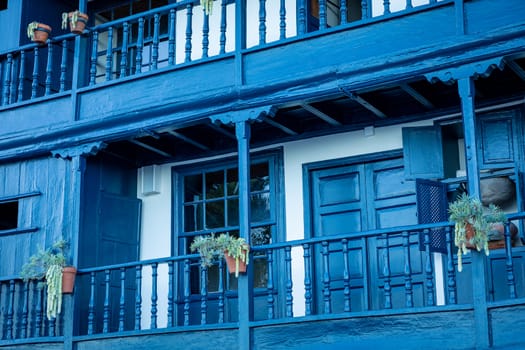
[89, 0, 197, 32]
[252, 220, 457, 251]
[77, 252, 200, 274]
[0, 33, 78, 57]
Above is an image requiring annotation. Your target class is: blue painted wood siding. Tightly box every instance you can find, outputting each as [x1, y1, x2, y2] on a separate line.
[0, 158, 77, 276]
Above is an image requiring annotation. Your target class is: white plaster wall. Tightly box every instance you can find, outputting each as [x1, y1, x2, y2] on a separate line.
[137, 163, 172, 328]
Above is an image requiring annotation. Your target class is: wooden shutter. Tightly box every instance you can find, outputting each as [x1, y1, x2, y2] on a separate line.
[402, 126, 444, 180]
[416, 178, 448, 253]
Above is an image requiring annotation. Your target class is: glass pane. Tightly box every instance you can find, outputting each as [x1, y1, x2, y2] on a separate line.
[227, 198, 239, 227]
[227, 168, 239, 196]
[190, 263, 200, 294]
[250, 162, 269, 191]
[184, 203, 203, 232]
[207, 265, 220, 292]
[251, 192, 270, 222]
[206, 170, 225, 199]
[253, 258, 268, 288]
[228, 272, 238, 291]
[206, 200, 225, 229]
[185, 174, 203, 202]
[251, 226, 272, 246]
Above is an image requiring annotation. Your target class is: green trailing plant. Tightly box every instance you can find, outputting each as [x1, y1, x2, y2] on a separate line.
[190, 233, 223, 268]
[190, 233, 250, 277]
[20, 240, 70, 320]
[448, 193, 506, 272]
[26, 21, 40, 41]
[61, 9, 88, 34]
[62, 10, 78, 30]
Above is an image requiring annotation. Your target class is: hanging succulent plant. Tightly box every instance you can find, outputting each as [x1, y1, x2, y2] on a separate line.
[201, 0, 214, 15]
[20, 240, 75, 320]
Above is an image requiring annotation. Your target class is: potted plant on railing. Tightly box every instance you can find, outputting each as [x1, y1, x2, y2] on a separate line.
[27, 21, 52, 44]
[448, 193, 507, 272]
[20, 239, 77, 320]
[61, 10, 89, 34]
[190, 233, 250, 277]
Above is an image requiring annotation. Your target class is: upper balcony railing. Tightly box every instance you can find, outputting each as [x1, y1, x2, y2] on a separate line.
[1, 213, 523, 343]
[0, 0, 450, 108]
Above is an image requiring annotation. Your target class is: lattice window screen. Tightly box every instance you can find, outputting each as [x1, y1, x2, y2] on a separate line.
[416, 178, 448, 253]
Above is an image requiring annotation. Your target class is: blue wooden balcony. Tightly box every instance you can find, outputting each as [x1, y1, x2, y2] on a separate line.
[1, 0, 525, 164]
[1, 217, 524, 349]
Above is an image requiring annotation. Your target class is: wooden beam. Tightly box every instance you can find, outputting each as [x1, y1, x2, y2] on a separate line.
[130, 139, 173, 158]
[399, 83, 435, 109]
[141, 129, 161, 139]
[167, 130, 210, 151]
[262, 117, 298, 136]
[505, 58, 525, 81]
[300, 103, 342, 126]
[342, 91, 388, 119]
[207, 123, 236, 140]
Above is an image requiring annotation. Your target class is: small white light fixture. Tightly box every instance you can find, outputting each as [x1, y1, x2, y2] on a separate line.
[140, 164, 161, 196]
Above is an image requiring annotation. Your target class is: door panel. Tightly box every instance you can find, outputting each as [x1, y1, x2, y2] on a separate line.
[312, 164, 365, 236]
[310, 157, 428, 313]
[311, 163, 367, 313]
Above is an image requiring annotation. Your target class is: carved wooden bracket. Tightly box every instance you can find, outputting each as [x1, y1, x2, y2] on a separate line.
[51, 141, 107, 160]
[424, 57, 505, 85]
[210, 105, 277, 125]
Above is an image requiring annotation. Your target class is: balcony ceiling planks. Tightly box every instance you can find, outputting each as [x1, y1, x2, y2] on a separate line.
[98, 55, 525, 168]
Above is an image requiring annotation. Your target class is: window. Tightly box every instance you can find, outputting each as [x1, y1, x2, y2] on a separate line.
[0, 192, 40, 236]
[0, 0, 7, 11]
[0, 201, 18, 230]
[174, 152, 281, 293]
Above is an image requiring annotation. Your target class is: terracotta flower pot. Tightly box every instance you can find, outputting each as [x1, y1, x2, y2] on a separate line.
[32, 23, 52, 44]
[62, 266, 77, 294]
[66, 12, 89, 34]
[465, 223, 477, 249]
[224, 249, 248, 276]
[488, 222, 519, 249]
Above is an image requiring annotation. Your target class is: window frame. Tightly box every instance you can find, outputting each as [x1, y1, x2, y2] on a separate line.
[171, 149, 284, 293]
[0, 191, 40, 237]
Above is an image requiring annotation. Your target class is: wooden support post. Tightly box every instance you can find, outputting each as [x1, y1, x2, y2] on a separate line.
[236, 120, 253, 350]
[53, 143, 104, 350]
[458, 77, 491, 348]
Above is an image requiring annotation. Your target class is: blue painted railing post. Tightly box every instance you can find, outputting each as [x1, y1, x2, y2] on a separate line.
[62, 294, 74, 348]
[236, 120, 253, 350]
[72, 0, 90, 120]
[235, 0, 247, 85]
[458, 76, 490, 348]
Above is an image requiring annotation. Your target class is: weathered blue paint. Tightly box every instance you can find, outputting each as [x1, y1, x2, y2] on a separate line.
[252, 309, 478, 349]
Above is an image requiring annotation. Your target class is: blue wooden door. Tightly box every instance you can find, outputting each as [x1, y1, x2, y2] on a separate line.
[310, 157, 430, 313]
[76, 192, 141, 334]
[310, 162, 368, 313]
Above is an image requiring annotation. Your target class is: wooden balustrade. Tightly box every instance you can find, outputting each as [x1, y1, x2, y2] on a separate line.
[1, 216, 525, 343]
[0, 0, 451, 107]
